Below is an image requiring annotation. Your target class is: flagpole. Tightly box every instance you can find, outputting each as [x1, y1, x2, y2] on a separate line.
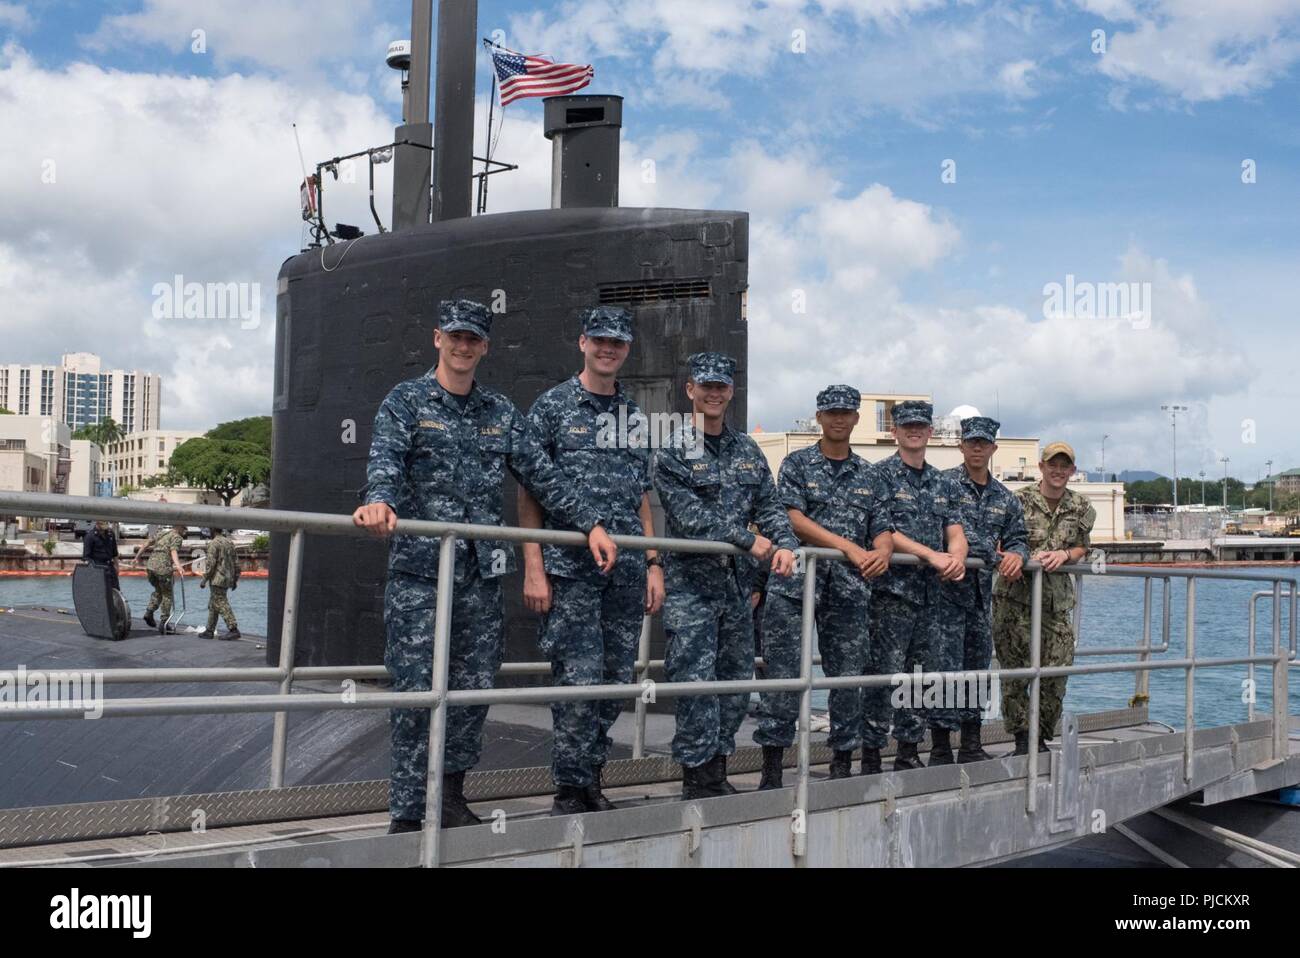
[479, 39, 497, 215]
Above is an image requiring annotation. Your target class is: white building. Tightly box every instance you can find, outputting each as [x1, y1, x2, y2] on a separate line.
[0, 353, 162, 434]
[68, 439, 104, 498]
[105, 429, 205, 494]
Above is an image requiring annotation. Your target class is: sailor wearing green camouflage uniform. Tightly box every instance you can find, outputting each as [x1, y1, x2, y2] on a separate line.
[862, 400, 968, 773]
[937, 416, 1028, 763]
[199, 528, 241, 640]
[654, 352, 798, 799]
[134, 524, 185, 634]
[753, 385, 894, 788]
[520, 306, 664, 816]
[993, 441, 1095, 754]
[354, 299, 615, 833]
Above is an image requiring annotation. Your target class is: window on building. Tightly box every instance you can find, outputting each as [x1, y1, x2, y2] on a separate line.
[158, 439, 165, 452]
[158, 459, 165, 468]
[876, 401, 886, 433]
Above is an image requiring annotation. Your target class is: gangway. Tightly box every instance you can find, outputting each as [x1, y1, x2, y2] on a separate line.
[0, 492, 1295, 868]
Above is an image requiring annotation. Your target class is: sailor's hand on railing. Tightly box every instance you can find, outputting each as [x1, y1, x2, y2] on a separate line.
[352, 502, 397, 536]
[587, 525, 617, 575]
[523, 566, 552, 614]
[1034, 549, 1068, 573]
[770, 548, 796, 577]
[928, 550, 965, 582]
[849, 544, 890, 579]
[749, 534, 774, 562]
[997, 550, 1025, 581]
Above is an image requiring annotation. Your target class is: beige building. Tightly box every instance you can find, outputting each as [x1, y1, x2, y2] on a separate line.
[0, 353, 162, 434]
[0, 415, 72, 495]
[105, 429, 205, 494]
[751, 391, 1125, 541]
[67, 439, 104, 498]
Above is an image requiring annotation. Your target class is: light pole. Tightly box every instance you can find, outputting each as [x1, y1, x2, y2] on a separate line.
[1220, 456, 1230, 510]
[1265, 458, 1274, 512]
[1101, 434, 1109, 478]
[1199, 470, 1205, 506]
[1161, 404, 1188, 508]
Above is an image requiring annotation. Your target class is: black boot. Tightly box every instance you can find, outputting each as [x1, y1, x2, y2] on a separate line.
[1012, 731, 1029, 755]
[198, 629, 216, 640]
[583, 765, 617, 812]
[142, 611, 156, 628]
[894, 741, 925, 771]
[757, 746, 784, 790]
[222, 627, 241, 641]
[709, 754, 738, 795]
[441, 771, 482, 827]
[860, 747, 882, 775]
[1038, 735, 1051, 753]
[828, 750, 854, 780]
[681, 762, 712, 800]
[928, 728, 955, 765]
[550, 784, 589, 817]
[957, 721, 994, 763]
[387, 818, 422, 835]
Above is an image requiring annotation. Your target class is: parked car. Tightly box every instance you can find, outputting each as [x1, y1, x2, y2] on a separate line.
[72, 519, 121, 539]
[118, 522, 150, 538]
[185, 526, 214, 540]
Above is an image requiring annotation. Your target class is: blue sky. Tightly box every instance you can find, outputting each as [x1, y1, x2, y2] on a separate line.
[2, 0, 1298, 482]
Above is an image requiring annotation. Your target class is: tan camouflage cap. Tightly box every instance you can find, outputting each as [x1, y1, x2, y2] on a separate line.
[1041, 441, 1076, 464]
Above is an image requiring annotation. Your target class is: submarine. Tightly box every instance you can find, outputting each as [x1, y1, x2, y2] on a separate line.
[267, 0, 749, 670]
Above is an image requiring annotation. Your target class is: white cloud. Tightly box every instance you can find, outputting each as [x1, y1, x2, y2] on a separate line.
[1082, 0, 1300, 102]
[998, 59, 1037, 98]
[0, 3, 30, 31]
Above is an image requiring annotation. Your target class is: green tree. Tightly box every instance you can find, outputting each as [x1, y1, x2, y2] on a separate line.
[167, 438, 270, 506]
[0, 407, 13, 415]
[207, 417, 271, 460]
[72, 417, 125, 451]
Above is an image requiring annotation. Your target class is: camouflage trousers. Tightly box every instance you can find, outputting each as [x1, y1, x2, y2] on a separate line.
[862, 591, 944, 747]
[144, 571, 174, 620]
[384, 566, 504, 822]
[205, 585, 239, 633]
[538, 573, 644, 787]
[993, 600, 1075, 739]
[935, 593, 993, 728]
[663, 567, 754, 769]
[754, 590, 870, 752]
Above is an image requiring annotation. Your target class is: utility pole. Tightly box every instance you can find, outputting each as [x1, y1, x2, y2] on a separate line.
[1101, 434, 1109, 477]
[1199, 470, 1205, 506]
[1220, 456, 1230, 510]
[1265, 458, 1274, 512]
[1161, 405, 1188, 508]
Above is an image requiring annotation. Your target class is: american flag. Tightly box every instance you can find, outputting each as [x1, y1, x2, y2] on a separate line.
[486, 43, 594, 106]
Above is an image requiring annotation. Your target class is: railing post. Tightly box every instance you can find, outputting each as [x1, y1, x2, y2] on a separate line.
[792, 554, 816, 861]
[1184, 578, 1195, 782]
[1072, 573, 1083, 643]
[1248, 591, 1260, 723]
[1026, 566, 1043, 813]
[420, 534, 458, 869]
[269, 529, 305, 789]
[1131, 577, 1152, 707]
[1272, 580, 1288, 760]
[631, 614, 652, 760]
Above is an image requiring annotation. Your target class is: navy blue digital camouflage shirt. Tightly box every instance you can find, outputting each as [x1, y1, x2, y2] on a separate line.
[653, 424, 797, 595]
[526, 374, 651, 583]
[873, 452, 964, 605]
[766, 443, 894, 603]
[941, 464, 1029, 609]
[364, 368, 600, 583]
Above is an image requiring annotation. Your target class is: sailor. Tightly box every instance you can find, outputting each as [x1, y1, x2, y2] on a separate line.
[198, 527, 242, 641]
[936, 416, 1028, 763]
[82, 520, 121, 593]
[752, 385, 893, 788]
[131, 523, 186, 634]
[518, 306, 664, 816]
[861, 400, 968, 773]
[653, 352, 797, 798]
[353, 299, 617, 833]
[993, 441, 1095, 754]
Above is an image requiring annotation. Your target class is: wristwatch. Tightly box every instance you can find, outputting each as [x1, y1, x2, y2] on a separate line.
[646, 556, 663, 568]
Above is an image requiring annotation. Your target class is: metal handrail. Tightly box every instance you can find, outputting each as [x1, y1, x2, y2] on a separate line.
[0, 491, 1295, 866]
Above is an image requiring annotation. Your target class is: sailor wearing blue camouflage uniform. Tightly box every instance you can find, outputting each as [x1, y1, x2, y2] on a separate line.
[936, 416, 1028, 763]
[861, 400, 969, 773]
[653, 352, 798, 799]
[753, 385, 894, 789]
[353, 300, 617, 834]
[518, 306, 665, 816]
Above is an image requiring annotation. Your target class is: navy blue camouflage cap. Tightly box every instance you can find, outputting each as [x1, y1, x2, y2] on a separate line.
[581, 306, 634, 343]
[438, 299, 492, 339]
[892, 400, 933, 426]
[960, 416, 1000, 443]
[688, 351, 736, 386]
[816, 384, 861, 412]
